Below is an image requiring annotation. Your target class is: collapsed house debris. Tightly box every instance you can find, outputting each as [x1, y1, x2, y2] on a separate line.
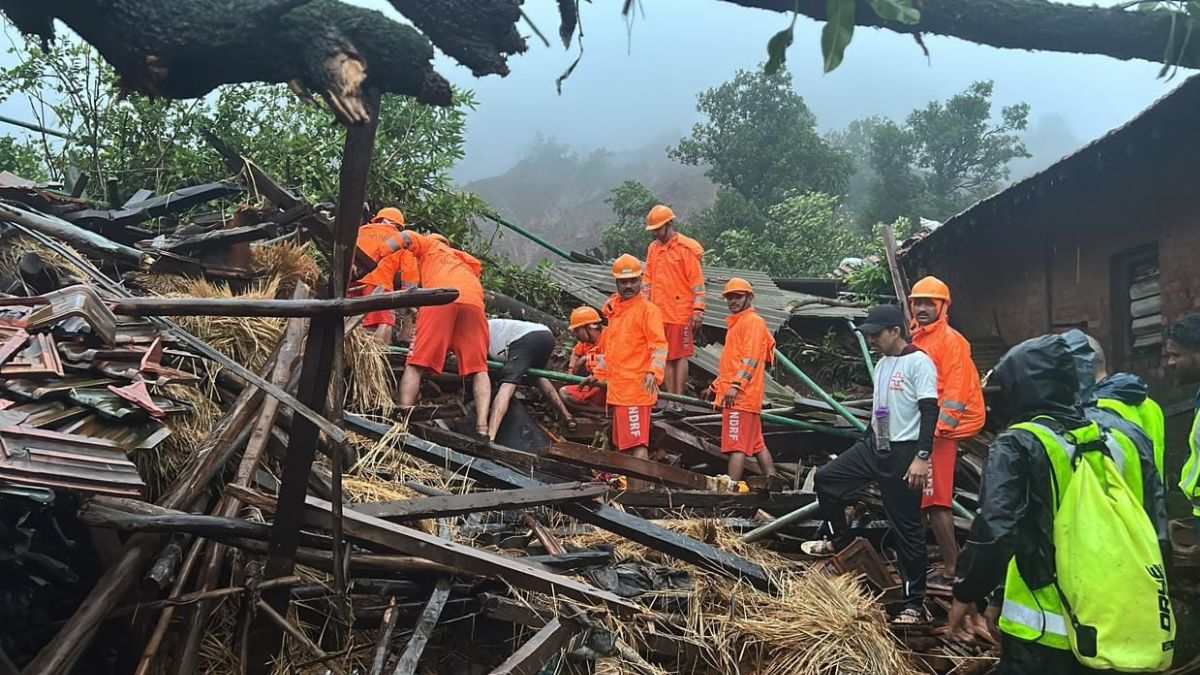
[17, 123, 1193, 674]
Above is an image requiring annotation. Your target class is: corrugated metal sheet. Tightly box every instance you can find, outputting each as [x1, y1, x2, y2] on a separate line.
[692, 344, 798, 406]
[0, 425, 145, 497]
[547, 261, 861, 332]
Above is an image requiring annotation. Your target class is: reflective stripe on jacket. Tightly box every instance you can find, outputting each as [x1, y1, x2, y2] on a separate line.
[1095, 396, 1165, 484]
[645, 233, 705, 325]
[594, 294, 667, 406]
[1180, 403, 1200, 517]
[713, 309, 775, 413]
[358, 249, 419, 291]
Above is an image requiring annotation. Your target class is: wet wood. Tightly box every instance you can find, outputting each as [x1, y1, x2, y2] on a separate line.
[390, 577, 452, 675]
[109, 288, 458, 317]
[487, 619, 577, 675]
[544, 441, 711, 490]
[255, 599, 348, 675]
[353, 482, 607, 521]
[345, 415, 772, 591]
[370, 596, 401, 675]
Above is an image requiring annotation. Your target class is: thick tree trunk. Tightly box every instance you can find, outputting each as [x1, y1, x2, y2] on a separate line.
[718, 0, 1200, 69]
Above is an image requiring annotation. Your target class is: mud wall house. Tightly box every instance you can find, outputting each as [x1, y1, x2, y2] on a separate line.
[900, 74, 1200, 508]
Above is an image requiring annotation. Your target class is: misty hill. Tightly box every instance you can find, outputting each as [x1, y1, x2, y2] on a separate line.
[465, 136, 716, 265]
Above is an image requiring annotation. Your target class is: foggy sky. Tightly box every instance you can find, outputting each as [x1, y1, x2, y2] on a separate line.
[350, 0, 1178, 183]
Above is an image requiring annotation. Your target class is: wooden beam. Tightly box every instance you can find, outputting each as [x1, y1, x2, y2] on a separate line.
[488, 619, 577, 675]
[614, 489, 815, 512]
[543, 441, 711, 490]
[390, 578, 452, 675]
[108, 289, 458, 317]
[352, 482, 608, 521]
[345, 416, 772, 590]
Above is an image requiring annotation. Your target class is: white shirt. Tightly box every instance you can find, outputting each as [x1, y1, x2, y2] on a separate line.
[488, 319, 552, 359]
[872, 349, 938, 442]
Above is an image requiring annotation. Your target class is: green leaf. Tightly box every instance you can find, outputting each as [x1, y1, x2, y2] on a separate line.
[821, 0, 856, 73]
[765, 25, 796, 74]
[867, 0, 921, 25]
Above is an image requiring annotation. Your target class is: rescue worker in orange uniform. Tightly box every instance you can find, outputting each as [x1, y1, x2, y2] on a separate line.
[710, 278, 780, 483]
[354, 207, 418, 344]
[385, 229, 492, 436]
[644, 205, 705, 408]
[909, 276, 986, 582]
[561, 306, 606, 417]
[584, 255, 667, 470]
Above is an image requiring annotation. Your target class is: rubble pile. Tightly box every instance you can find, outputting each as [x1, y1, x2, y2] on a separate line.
[0, 157, 1008, 675]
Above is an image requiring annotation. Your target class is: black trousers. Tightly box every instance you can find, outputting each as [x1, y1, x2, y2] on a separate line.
[814, 438, 927, 609]
[998, 635, 1106, 675]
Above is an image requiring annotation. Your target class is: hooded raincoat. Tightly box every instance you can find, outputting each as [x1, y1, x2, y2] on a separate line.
[909, 294, 985, 439]
[594, 294, 667, 407]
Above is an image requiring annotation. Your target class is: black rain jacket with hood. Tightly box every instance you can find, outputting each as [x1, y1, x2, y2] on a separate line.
[952, 333, 1166, 604]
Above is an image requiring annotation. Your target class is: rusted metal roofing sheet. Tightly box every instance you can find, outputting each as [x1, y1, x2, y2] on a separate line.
[0, 425, 145, 497]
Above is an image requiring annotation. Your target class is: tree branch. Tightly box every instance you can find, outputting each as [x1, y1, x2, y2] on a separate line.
[718, 0, 1199, 68]
[387, 0, 525, 76]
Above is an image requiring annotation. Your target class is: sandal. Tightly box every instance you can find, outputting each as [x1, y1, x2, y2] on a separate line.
[892, 607, 929, 625]
[800, 540, 837, 557]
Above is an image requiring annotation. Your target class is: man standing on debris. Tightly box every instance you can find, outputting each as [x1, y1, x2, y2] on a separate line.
[387, 230, 491, 436]
[585, 254, 667, 469]
[1167, 313, 1200, 536]
[710, 278, 780, 483]
[644, 204, 705, 408]
[948, 334, 1171, 673]
[801, 304, 937, 624]
[908, 276, 985, 583]
[485, 317, 573, 440]
[561, 306, 606, 415]
[354, 207, 418, 344]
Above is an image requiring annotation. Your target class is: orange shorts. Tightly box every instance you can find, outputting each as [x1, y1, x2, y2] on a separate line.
[562, 384, 605, 407]
[353, 284, 395, 328]
[922, 436, 958, 509]
[610, 405, 651, 451]
[664, 323, 695, 360]
[408, 303, 489, 376]
[721, 409, 766, 456]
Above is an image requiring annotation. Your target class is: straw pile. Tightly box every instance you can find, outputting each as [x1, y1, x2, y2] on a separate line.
[568, 520, 917, 675]
[0, 232, 90, 281]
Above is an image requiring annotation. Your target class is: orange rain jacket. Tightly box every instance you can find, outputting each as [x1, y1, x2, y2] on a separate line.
[570, 338, 603, 376]
[356, 222, 418, 291]
[396, 231, 485, 308]
[594, 294, 667, 406]
[713, 308, 776, 414]
[645, 233, 706, 325]
[909, 296, 986, 439]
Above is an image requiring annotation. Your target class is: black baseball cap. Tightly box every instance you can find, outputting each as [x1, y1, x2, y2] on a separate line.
[856, 304, 905, 335]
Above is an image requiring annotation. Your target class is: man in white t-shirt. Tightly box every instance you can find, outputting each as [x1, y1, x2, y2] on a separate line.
[486, 318, 573, 440]
[800, 304, 940, 625]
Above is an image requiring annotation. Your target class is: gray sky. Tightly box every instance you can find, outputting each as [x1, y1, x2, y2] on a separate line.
[349, 0, 1178, 183]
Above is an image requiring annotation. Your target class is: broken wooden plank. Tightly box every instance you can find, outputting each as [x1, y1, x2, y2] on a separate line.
[66, 181, 242, 230]
[391, 578, 452, 675]
[345, 415, 772, 591]
[488, 619, 578, 675]
[0, 200, 146, 265]
[108, 288, 458, 317]
[544, 441, 711, 490]
[353, 482, 607, 521]
[614, 489, 815, 512]
[244, 487, 640, 615]
[370, 596, 401, 675]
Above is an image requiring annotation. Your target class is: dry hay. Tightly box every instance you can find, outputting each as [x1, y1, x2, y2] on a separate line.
[342, 329, 395, 416]
[568, 520, 915, 675]
[131, 384, 224, 502]
[252, 241, 320, 292]
[0, 232, 90, 282]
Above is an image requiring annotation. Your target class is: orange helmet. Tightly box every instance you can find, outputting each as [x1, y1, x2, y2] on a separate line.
[722, 277, 753, 297]
[611, 254, 643, 279]
[645, 204, 676, 231]
[910, 276, 951, 302]
[429, 233, 450, 245]
[569, 306, 602, 330]
[372, 207, 405, 227]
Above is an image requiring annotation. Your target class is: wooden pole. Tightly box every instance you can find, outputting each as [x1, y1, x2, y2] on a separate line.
[391, 578, 453, 675]
[882, 222, 913, 327]
[246, 91, 382, 675]
[370, 596, 401, 675]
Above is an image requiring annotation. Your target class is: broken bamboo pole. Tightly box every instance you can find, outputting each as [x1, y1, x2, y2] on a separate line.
[881, 222, 913, 327]
[771, 349, 867, 432]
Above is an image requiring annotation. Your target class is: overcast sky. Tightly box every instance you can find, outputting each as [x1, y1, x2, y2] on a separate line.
[348, 0, 1179, 183]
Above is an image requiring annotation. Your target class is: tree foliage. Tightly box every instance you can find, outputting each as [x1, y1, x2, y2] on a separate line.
[845, 80, 1030, 225]
[599, 180, 662, 259]
[0, 37, 486, 241]
[670, 68, 853, 206]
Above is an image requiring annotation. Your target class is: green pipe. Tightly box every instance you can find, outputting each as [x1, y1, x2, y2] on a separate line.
[482, 209, 573, 261]
[386, 348, 857, 438]
[771, 348, 868, 433]
[0, 114, 71, 140]
[847, 318, 875, 379]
